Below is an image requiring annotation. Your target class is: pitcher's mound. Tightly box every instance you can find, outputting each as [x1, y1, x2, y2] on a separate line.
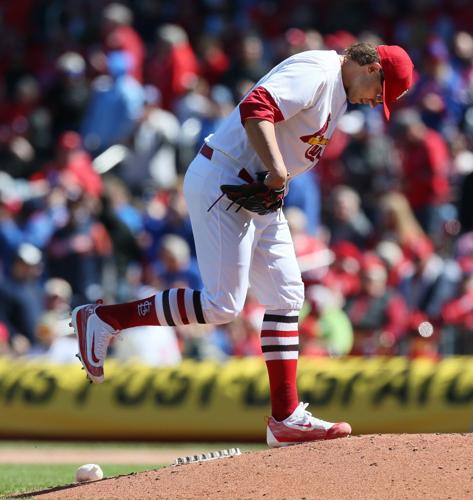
[28, 434, 473, 499]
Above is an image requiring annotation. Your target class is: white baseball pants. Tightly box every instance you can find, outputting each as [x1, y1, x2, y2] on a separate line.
[183, 149, 304, 324]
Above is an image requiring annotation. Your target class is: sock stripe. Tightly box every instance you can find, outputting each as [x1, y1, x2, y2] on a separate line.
[177, 288, 189, 324]
[261, 336, 299, 346]
[263, 309, 300, 421]
[263, 314, 299, 323]
[184, 289, 197, 323]
[261, 329, 299, 337]
[153, 298, 161, 325]
[262, 322, 299, 331]
[169, 288, 181, 325]
[262, 344, 299, 353]
[264, 352, 299, 361]
[154, 294, 166, 325]
[193, 291, 206, 324]
[162, 290, 176, 326]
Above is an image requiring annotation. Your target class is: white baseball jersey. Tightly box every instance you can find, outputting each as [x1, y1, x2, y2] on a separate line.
[183, 50, 348, 320]
[207, 50, 347, 180]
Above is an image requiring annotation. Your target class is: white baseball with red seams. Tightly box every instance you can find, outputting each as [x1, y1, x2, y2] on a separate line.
[75, 463, 104, 482]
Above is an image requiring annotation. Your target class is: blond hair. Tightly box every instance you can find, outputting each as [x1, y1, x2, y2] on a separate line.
[380, 192, 426, 245]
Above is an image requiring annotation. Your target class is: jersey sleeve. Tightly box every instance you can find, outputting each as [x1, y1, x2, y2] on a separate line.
[259, 60, 328, 121]
[239, 86, 285, 125]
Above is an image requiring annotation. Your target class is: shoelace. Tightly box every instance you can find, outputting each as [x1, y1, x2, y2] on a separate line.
[296, 402, 332, 427]
[93, 325, 113, 359]
[298, 402, 312, 425]
[92, 303, 115, 358]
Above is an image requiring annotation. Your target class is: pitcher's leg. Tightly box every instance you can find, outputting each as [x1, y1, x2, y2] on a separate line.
[250, 214, 304, 420]
[73, 155, 259, 383]
[183, 155, 257, 323]
[96, 289, 206, 329]
[98, 154, 258, 330]
[250, 214, 352, 447]
[261, 308, 300, 421]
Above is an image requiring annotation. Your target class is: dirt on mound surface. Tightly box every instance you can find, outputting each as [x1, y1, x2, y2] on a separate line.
[21, 434, 473, 499]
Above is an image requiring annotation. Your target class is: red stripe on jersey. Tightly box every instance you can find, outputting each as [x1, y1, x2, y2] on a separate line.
[239, 86, 285, 125]
[261, 330, 299, 337]
[177, 288, 189, 324]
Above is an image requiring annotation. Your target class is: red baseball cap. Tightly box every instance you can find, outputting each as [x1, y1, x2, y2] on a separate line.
[377, 45, 414, 120]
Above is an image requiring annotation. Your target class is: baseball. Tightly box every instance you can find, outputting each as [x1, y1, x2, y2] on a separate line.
[75, 463, 104, 482]
[418, 321, 434, 338]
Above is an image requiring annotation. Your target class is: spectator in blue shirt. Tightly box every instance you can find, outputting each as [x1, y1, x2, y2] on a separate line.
[284, 171, 321, 236]
[81, 51, 144, 155]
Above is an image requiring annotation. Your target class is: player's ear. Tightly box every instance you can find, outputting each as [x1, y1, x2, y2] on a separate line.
[367, 62, 383, 74]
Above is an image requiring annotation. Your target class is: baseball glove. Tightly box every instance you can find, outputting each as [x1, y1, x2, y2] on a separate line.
[219, 172, 285, 215]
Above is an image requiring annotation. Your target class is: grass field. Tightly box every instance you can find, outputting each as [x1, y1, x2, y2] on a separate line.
[0, 463, 155, 497]
[0, 441, 266, 498]
[0, 440, 265, 451]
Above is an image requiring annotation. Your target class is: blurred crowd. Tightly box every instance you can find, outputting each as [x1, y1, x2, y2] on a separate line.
[2, 0, 473, 365]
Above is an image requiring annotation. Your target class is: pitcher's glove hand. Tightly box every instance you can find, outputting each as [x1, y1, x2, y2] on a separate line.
[220, 173, 285, 215]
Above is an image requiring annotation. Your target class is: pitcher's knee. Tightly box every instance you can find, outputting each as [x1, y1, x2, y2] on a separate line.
[200, 294, 243, 324]
[204, 305, 241, 324]
[293, 281, 305, 305]
[275, 281, 304, 310]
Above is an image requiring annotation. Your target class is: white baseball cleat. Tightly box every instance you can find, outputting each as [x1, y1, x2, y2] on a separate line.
[70, 303, 117, 384]
[266, 402, 351, 448]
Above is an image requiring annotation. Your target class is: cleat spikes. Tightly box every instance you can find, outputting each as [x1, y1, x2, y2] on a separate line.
[173, 448, 241, 466]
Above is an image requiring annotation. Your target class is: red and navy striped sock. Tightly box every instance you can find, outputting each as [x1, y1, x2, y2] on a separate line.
[96, 290, 206, 330]
[261, 310, 300, 421]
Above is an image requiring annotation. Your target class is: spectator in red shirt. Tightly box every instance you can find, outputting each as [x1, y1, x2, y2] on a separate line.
[321, 241, 362, 298]
[197, 36, 230, 87]
[146, 24, 199, 111]
[392, 109, 451, 240]
[102, 3, 145, 82]
[42, 132, 102, 199]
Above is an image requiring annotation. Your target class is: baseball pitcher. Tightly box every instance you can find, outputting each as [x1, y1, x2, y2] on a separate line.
[71, 42, 414, 447]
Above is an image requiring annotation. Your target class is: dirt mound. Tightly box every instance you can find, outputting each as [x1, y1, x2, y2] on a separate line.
[19, 434, 473, 499]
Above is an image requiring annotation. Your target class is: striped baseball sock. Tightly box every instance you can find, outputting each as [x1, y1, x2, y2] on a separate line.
[261, 310, 300, 421]
[96, 290, 206, 329]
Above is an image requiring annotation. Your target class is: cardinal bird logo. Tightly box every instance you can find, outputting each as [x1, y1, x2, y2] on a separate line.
[300, 114, 331, 162]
